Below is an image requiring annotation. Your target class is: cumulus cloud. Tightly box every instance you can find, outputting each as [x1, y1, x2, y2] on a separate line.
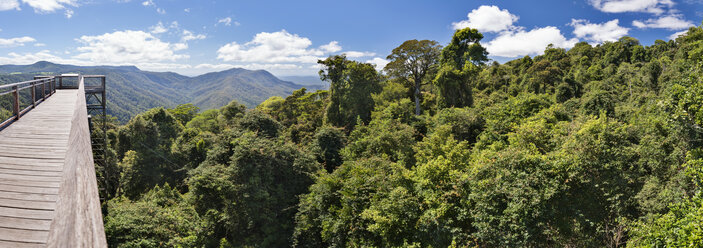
[571, 19, 629, 43]
[181, 30, 205, 42]
[0, 50, 68, 65]
[73, 30, 188, 64]
[21, 0, 76, 13]
[217, 30, 338, 64]
[194, 63, 235, 70]
[485, 27, 578, 57]
[344, 51, 376, 58]
[0, 0, 20, 11]
[149, 22, 168, 34]
[366, 57, 389, 71]
[141, 0, 153, 6]
[215, 30, 374, 75]
[633, 15, 694, 30]
[588, 0, 675, 14]
[452, 5, 518, 32]
[0, 36, 36, 47]
[668, 30, 688, 40]
[320, 41, 342, 53]
[195, 63, 303, 71]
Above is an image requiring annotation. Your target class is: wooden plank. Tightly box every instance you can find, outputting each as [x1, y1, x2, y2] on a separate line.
[0, 216, 52, 231]
[0, 146, 67, 154]
[0, 153, 66, 160]
[0, 173, 62, 182]
[0, 227, 49, 244]
[0, 178, 60, 188]
[0, 168, 63, 177]
[0, 198, 56, 210]
[0, 206, 53, 220]
[0, 161, 63, 167]
[0, 139, 68, 146]
[0, 164, 63, 172]
[0, 239, 45, 248]
[0, 190, 57, 202]
[0, 157, 65, 165]
[0, 185, 59, 195]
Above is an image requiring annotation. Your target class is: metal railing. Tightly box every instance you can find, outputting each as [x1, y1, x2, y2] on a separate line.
[0, 76, 57, 130]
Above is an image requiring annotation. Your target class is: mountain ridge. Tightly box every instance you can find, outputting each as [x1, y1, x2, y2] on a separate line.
[0, 61, 323, 122]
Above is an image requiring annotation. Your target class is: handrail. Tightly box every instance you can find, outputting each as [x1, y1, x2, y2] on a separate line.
[46, 75, 108, 247]
[0, 77, 57, 130]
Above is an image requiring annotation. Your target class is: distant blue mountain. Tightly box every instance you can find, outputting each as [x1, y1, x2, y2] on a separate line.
[0, 61, 323, 122]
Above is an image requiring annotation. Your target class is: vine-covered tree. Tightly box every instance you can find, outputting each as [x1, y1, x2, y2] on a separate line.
[434, 27, 488, 108]
[319, 55, 382, 130]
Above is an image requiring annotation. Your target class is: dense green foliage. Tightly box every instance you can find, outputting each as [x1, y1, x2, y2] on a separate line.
[97, 24, 703, 247]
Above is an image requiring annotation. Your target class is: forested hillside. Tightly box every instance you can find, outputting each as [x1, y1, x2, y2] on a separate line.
[0, 63, 319, 122]
[98, 23, 703, 247]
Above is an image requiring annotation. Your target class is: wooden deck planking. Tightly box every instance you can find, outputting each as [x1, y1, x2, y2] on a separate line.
[0, 89, 76, 246]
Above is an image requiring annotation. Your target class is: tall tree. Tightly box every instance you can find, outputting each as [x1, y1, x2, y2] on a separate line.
[434, 28, 488, 108]
[319, 55, 382, 130]
[385, 39, 441, 115]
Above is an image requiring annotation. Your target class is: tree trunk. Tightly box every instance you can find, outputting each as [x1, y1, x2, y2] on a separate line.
[415, 78, 421, 115]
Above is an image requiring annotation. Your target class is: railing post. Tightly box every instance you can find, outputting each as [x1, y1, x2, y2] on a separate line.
[31, 81, 36, 108]
[42, 79, 47, 101]
[12, 85, 19, 120]
[59, 76, 63, 89]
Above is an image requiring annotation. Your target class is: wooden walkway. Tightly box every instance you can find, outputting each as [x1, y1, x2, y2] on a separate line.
[0, 76, 106, 247]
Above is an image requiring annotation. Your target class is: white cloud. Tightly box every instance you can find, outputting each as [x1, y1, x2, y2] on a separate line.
[141, 0, 153, 6]
[0, 0, 20, 11]
[0, 50, 71, 65]
[181, 30, 205, 42]
[0, 36, 36, 47]
[588, 0, 674, 14]
[452, 5, 518, 32]
[156, 7, 164, 14]
[21, 0, 76, 13]
[64, 8, 72, 18]
[238, 63, 303, 70]
[195, 63, 303, 71]
[485, 26, 578, 57]
[171, 42, 187, 51]
[633, 15, 694, 30]
[73, 30, 188, 64]
[215, 30, 374, 76]
[320, 41, 341, 53]
[668, 30, 688, 39]
[149, 22, 168, 34]
[217, 29, 337, 63]
[344, 51, 376, 58]
[217, 17, 232, 26]
[366, 57, 389, 71]
[34, 42, 45, 47]
[183, 8, 189, 12]
[194, 63, 235, 70]
[571, 19, 629, 43]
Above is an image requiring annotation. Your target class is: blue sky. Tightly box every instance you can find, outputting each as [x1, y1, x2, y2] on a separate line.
[0, 0, 701, 76]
